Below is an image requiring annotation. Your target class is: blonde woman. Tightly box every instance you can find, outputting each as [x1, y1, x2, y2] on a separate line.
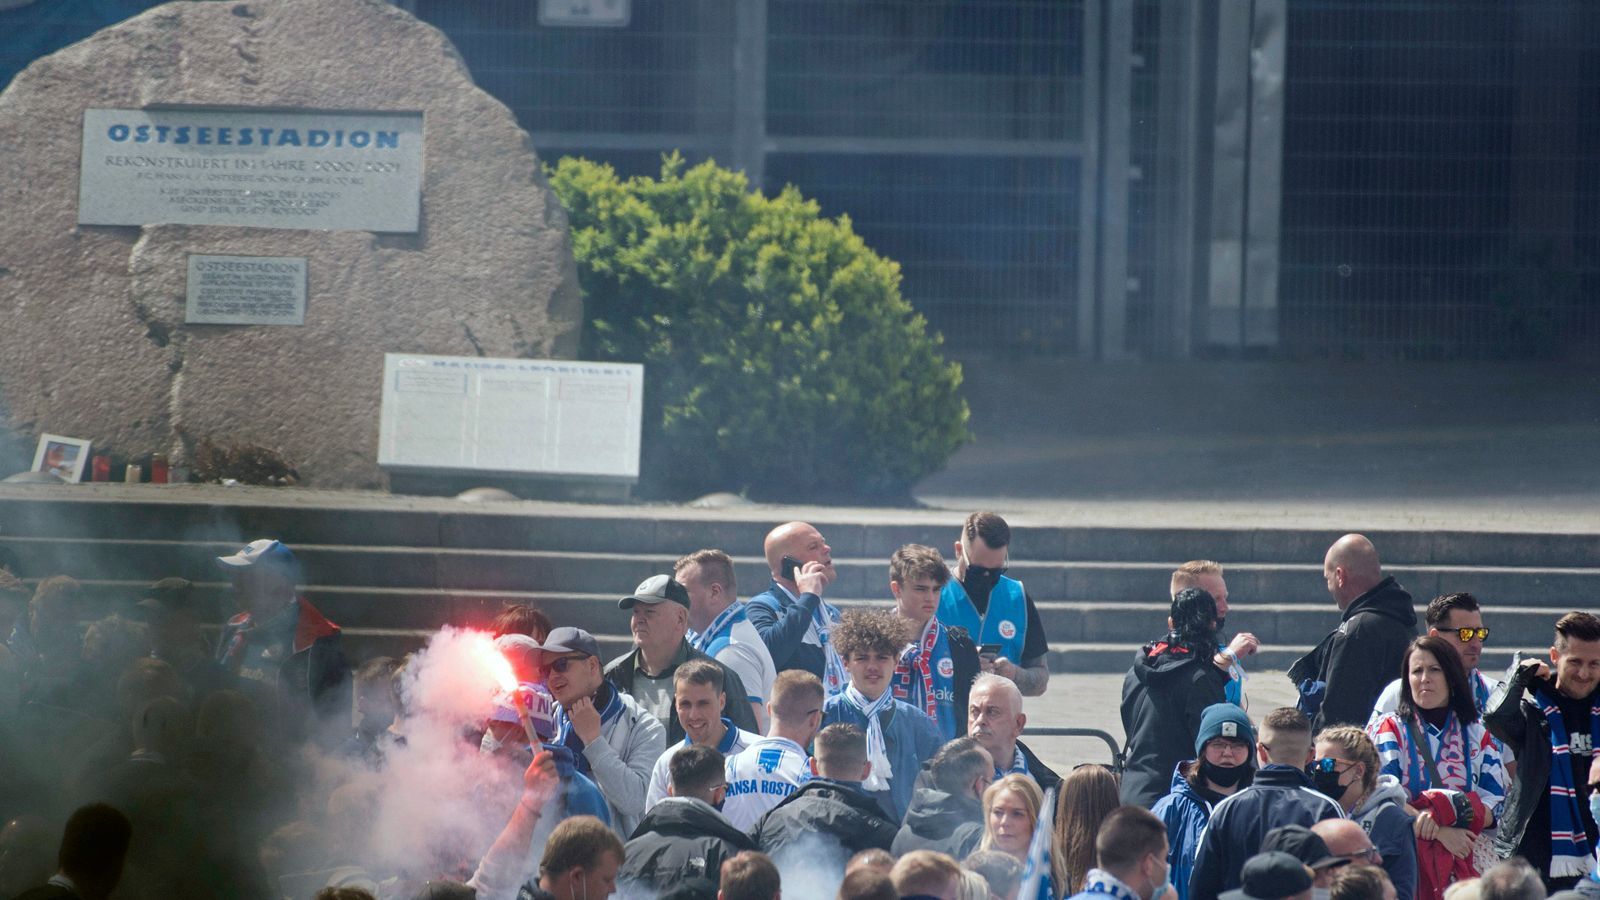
[982, 774, 1048, 896]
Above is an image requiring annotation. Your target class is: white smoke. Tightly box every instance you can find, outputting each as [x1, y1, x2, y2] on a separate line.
[767, 831, 850, 900]
[311, 627, 527, 883]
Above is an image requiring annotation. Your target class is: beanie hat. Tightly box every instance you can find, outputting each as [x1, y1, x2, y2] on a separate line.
[1195, 702, 1256, 758]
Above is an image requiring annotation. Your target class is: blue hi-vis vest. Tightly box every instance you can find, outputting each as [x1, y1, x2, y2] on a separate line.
[938, 575, 1028, 663]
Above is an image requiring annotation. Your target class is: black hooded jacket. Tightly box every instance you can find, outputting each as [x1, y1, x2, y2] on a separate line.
[618, 797, 755, 897]
[1288, 576, 1418, 732]
[1120, 638, 1230, 808]
[892, 787, 985, 859]
[754, 778, 898, 860]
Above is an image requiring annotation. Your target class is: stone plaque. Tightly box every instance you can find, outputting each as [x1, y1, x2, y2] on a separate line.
[185, 254, 307, 325]
[378, 353, 644, 480]
[78, 107, 424, 232]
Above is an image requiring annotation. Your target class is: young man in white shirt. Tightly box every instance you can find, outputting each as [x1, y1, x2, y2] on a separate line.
[723, 670, 824, 832]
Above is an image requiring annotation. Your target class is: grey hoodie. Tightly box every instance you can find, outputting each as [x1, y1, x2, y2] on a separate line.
[1353, 774, 1419, 900]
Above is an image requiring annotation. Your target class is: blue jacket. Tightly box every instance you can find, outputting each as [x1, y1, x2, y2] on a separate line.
[1187, 765, 1345, 900]
[823, 694, 942, 823]
[1150, 762, 1214, 900]
[747, 581, 830, 679]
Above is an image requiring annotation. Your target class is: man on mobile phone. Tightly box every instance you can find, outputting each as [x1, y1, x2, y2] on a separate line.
[938, 512, 1051, 696]
[746, 522, 847, 697]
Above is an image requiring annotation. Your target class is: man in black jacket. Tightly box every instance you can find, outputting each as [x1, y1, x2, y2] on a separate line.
[11, 804, 130, 900]
[607, 574, 760, 744]
[1287, 534, 1417, 731]
[755, 724, 898, 881]
[1188, 708, 1345, 900]
[619, 745, 753, 899]
[893, 737, 992, 858]
[1120, 587, 1231, 808]
[1484, 612, 1600, 891]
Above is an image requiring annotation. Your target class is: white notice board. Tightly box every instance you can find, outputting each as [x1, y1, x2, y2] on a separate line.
[377, 354, 644, 481]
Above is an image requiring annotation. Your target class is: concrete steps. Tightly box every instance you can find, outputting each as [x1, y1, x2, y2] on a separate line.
[0, 485, 1592, 675]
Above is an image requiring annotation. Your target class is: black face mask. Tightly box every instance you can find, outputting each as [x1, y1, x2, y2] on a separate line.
[1309, 767, 1347, 800]
[963, 565, 1004, 603]
[1200, 759, 1249, 788]
[1215, 616, 1227, 634]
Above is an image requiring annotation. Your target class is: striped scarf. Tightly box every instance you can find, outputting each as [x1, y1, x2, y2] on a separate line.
[1534, 688, 1600, 878]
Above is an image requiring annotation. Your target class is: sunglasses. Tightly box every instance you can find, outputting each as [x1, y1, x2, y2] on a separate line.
[1453, 627, 1490, 643]
[539, 654, 590, 675]
[1308, 757, 1355, 774]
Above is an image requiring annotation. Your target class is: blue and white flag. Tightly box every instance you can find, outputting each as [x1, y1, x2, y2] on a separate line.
[1018, 787, 1058, 900]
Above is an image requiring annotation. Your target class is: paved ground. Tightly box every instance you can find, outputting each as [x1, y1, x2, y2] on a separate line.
[1021, 668, 1300, 773]
[917, 359, 1600, 532]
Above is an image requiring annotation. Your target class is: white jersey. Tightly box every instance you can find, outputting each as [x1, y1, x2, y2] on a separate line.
[691, 603, 779, 728]
[646, 725, 761, 810]
[1367, 668, 1512, 762]
[722, 736, 811, 832]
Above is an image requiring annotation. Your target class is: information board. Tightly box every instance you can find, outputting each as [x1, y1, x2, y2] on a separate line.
[78, 107, 424, 232]
[186, 254, 307, 325]
[377, 353, 644, 481]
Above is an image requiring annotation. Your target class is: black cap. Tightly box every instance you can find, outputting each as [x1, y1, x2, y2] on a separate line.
[1220, 852, 1315, 900]
[1262, 824, 1343, 871]
[136, 577, 206, 616]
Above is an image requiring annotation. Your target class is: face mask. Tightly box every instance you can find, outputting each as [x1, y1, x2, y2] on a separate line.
[962, 564, 1003, 602]
[1215, 617, 1227, 634]
[1589, 791, 1600, 825]
[1200, 759, 1249, 788]
[1313, 889, 1331, 900]
[1310, 766, 1347, 801]
[478, 731, 502, 756]
[1148, 858, 1175, 900]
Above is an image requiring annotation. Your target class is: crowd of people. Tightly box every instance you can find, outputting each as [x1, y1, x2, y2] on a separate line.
[0, 516, 1598, 900]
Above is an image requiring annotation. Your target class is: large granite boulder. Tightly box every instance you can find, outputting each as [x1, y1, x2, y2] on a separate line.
[0, 0, 582, 488]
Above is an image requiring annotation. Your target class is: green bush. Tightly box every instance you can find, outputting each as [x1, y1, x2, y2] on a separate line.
[546, 154, 969, 501]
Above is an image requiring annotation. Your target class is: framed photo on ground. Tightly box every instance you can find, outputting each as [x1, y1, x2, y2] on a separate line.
[32, 434, 90, 482]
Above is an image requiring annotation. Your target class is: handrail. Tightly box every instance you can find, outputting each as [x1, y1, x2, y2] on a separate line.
[1021, 726, 1125, 773]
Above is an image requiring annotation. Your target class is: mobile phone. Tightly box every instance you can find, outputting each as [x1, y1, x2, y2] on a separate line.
[781, 555, 803, 581]
[979, 643, 1001, 660]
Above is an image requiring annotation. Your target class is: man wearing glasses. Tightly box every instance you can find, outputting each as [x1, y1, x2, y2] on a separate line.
[937, 512, 1050, 696]
[539, 626, 666, 837]
[1312, 820, 1387, 874]
[1366, 595, 1503, 733]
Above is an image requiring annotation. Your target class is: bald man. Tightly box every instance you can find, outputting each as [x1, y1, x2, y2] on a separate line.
[1287, 535, 1417, 731]
[745, 522, 847, 695]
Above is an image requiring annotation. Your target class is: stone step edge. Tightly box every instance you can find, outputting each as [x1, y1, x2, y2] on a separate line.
[8, 537, 1599, 576]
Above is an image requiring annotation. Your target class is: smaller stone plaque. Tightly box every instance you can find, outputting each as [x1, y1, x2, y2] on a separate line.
[186, 254, 307, 325]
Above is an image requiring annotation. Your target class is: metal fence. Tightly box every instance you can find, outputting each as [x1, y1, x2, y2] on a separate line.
[6, 0, 1600, 360]
[1278, 1, 1600, 360]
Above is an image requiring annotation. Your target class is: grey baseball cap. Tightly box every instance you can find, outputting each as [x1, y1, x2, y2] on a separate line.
[618, 573, 690, 610]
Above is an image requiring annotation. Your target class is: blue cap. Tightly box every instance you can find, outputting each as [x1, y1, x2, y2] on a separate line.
[1196, 702, 1256, 757]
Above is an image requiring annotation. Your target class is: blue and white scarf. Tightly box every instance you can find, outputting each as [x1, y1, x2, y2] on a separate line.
[1535, 688, 1600, 878]
[842, 683, 895, 792]
[1073, 869, 1139, 900]
[690, 602, 748, 656]
[998, 745, 1030, 779]
[777, 583, 846, 696]
[555, 681, 625, 777]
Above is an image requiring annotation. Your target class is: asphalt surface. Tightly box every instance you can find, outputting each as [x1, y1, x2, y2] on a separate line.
[916, 359, 1600, 531]
[1021, 667, 1300, 773]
